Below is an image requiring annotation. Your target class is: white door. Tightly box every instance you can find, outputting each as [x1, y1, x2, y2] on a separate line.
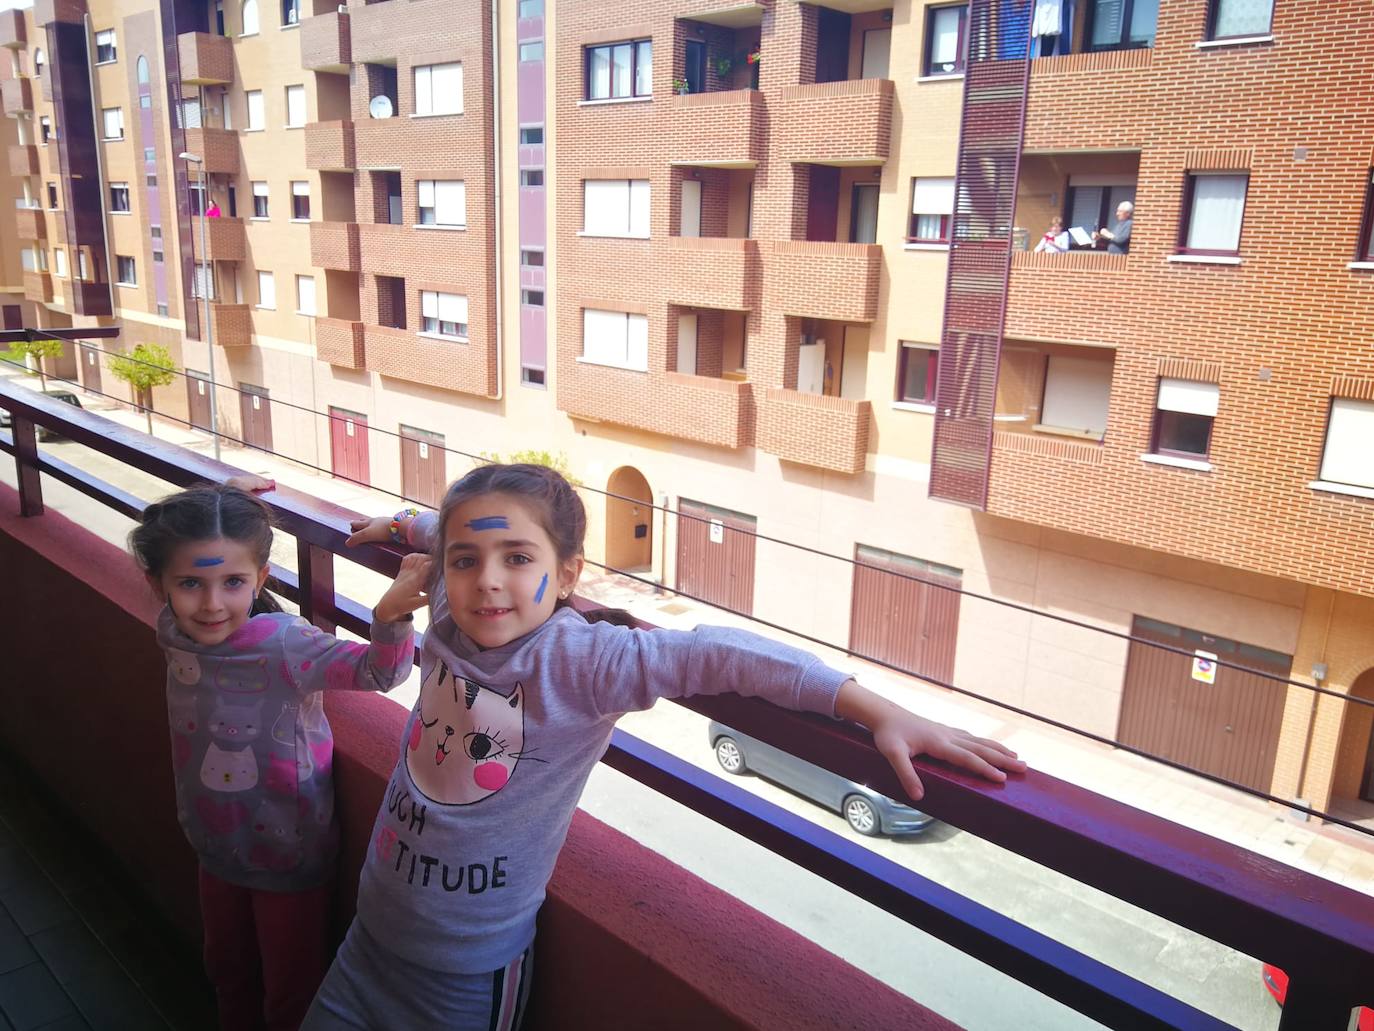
[680, 179, 702, 238]
[677, 312, 698, 375]
[861, 28, 891, 79]
[798, 342, 824, 395]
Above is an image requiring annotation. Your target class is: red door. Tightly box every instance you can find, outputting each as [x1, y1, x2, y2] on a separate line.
[328, 406, 370, 485]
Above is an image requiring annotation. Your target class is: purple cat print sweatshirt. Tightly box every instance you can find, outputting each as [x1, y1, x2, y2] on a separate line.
[157, 608, 415, 892]
[352, 513, 851, 973]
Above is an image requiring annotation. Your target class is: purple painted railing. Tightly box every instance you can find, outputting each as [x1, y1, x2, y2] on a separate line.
[3, 381, 1372, 1030]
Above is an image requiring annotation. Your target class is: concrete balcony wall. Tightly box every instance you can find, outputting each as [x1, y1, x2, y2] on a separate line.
[315, 316, 365, 368]
[558, 361, 755, 449]
[662, 237, 761, 311]
[191, 216, 247, 263]
[66, 279, 113, 318]
[310, 221, 360, 271]
[33, 0, 85, 26]
[1006, 249, 1129, 342]
[23, 270, 52, 302]
[9, 143, 38, 176]
[0, 8, 25, 47]
[1, 76, 33, 116]
[300, 10, 350, 72]
[182, 127, 239, 175]
[305, 120, 355, 172]
[210, 302, 252, 347]
[15, 206, 47, 240]
[773, 78, 894, 164]
[664, 89, 764, 167]
[757, 387, 871, 474]
[1024, 48, 1155, 149]
[364, 323, 496, 397]
[177, 32, 234, 86]
[764, 240, 881, 322]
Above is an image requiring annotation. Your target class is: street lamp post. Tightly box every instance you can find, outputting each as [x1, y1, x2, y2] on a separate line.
[178, 150, 220, 461]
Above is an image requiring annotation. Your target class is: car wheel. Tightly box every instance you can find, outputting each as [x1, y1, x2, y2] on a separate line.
[844, 795, 881, 836]
[714, 737, 747, 775]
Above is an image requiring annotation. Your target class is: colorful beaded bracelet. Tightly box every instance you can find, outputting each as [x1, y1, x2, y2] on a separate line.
[390, 507, 420, 545]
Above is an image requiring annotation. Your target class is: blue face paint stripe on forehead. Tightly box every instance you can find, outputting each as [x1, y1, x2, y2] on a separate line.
[534, 573, 548, 604]
[193, 556, 225, 567]
[466, 516, 511, 531]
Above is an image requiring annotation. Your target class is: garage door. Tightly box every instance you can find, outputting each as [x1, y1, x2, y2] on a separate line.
[676, 498, 756, 615]
[1117, 616, 1292, 793]
[328, 406, 370, 486]
[400, 425, 446, 508]
[849, 545, 961, 685]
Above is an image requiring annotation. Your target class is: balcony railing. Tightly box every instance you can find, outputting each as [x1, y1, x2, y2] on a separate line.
[0, 75, 33, 116]
[665, 89, 765, 167]
[310, 221, 360, 271]
[757, 387, 871, 474]
[191, 215, 246, 263]
[182, 127, 239, 175]
[2, 380, 1372, 1030]
[300, 9, 350, 72]
[208, 301, 252, 347]
[773, 78, 894, 165]
[662, 236, 761, 311]
[177, 31, 234, 86]
[764, 240, 881, 322]
[15, 206, 47, 240]
[1006, 247, 1130, 341]
[0, 8, 25, 47]
[362, 323, 497, 397]
[315, 316, 365, 368]
[305, 120, 355, 172]
[8, 142, 38, 177]
[560, 360, 755, 448]
[61, 279, 113, 318]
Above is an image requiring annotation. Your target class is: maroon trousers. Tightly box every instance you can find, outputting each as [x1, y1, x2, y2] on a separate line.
[198, 867, 334, 1031]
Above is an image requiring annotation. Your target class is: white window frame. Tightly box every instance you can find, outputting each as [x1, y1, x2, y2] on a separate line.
[290, 179, 310, 221]
[581, 179, 649, 238]
[54, 248, 67, 278]
[246, 89, 265, 131]
[94, 29, 117, 64]
[241, 0, 260, 36]
[419, 290, 470, 340]
[1181, 172, 1249, 256]
[101, 107, 124, 141]
[1038, 355, 1112, 438]
[295, 274, 316, 315]
[285, 84, 306, 128]
[580, 309, 648, 371]
[413, 62, 463, 116]
[417, 179, 467, 228]
[256, 270, 276, 309]
[1318, 399, 1374, 490]
[115, 254, 137, 286]
[251, 180, 269, 219]
[909, 176, 955, 244]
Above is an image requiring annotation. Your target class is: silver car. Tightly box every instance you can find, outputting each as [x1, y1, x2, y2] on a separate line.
[708, 721, 934, 837]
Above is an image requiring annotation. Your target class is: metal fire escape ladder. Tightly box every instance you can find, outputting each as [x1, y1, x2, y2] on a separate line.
[927, 0, 1032, 509]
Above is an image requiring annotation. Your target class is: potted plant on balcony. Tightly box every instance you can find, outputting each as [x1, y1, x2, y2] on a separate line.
[713, 53, 734, 79]
[672, 76, 691, 95]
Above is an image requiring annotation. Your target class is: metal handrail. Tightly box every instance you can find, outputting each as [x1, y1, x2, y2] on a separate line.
[3, 379, 1371, 1030]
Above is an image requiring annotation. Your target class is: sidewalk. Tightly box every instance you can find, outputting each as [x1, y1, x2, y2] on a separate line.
[9, 365, 1374, 898]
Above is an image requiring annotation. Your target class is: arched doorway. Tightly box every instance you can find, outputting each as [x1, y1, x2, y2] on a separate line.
[606, 467, 653, 574]
[1333, 668, 1374, 805]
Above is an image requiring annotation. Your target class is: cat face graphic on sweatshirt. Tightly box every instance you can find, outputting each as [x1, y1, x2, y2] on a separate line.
[406, 662, 529, 806]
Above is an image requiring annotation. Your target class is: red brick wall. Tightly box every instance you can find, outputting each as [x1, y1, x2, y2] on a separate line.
[987, 1, 1374, 598]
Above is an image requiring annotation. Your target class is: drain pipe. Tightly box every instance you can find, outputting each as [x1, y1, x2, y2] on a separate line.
[83, 12, 116, 318]
[489, 0, 503, 400]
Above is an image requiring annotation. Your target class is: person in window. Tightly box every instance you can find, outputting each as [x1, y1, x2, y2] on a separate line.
[206, 200, 222, 219]
[1093, 201, 1133, 254]
[1034, 215, 1069, 253]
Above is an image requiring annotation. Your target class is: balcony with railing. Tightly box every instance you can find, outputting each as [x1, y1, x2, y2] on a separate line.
[177, 31, 233, 85]
[181, 127, 239, 175]
[757, 387, 871, 475]
[3, 382, 1373, 1030]
[662, 236, 761, 311]
[664, 89, 765, 167]
[190, 215, 246, 263]
[301, 9, 350, 72]
[208, 302, 251, 347]
[764, 240, 881, 323]
[9, 142, 38, 176]
[772, 78, 894, 165]
[315, 316, 365, 368]
[0, 75, 33, 116]
[15, 205, 47, 240]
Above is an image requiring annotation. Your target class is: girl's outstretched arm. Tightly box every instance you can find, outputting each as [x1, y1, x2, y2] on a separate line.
[835, 679, 1026, 802]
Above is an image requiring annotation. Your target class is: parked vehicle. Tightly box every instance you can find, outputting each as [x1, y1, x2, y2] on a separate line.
[708, 721, 933, 837]
[1261, 963, 1373, 1030]
[0, 388, 83, 441]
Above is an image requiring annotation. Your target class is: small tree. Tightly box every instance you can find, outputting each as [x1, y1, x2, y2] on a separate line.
[13, 338, 64, 390]
[479, 449, 580, 486]
[109, 343, 179, 435]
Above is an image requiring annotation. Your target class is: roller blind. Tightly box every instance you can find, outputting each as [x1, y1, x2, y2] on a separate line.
[1041, 356, 1112, 434]
[912, 177, 955, 214]
[247, 90, 264, 129]
[291, 180, 310, 196]
[285, 85, 306, 127]
[582, 180, 649, 236]
[296, 275, 315, 315]
[435, 180, 466, 225]
[1320, 399, 1374, 488]
[1157, 378, 1219, 417]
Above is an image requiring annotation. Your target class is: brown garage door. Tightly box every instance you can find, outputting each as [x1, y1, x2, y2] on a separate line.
[400, 425, 447, 508]
[79, 344, 102, 396]
[239, 383, 273, 453]
[849, 545, 961, 685]
[676, 498, 756, 615]
[186, 370, 212, 432]
[1117, 616, 1292, 793]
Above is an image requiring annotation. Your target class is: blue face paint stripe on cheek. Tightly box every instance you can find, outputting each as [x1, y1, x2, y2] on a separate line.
[534, 573, 548, 604]
[193, 556, 225, 567]
[466, 516, 510, 531]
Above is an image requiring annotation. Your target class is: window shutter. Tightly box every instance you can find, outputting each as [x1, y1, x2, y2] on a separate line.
[436, 180, 466, 224]
[626, 313, 648, 370]
[583, 180, 626, 235]
[247, 90, 264, 128]
[414, 65, 432, 114]
[296, 275, 316, 314]
[421, 290, 438, 319]
[912, 177, 955, 214]
[1040, 356, 1112, 434]
[1320, 399, 1374, 488]
[258, 271, 275, 308]
[286, 85, 306, 126]
[629, 180, 650, 237]
[252, 181, 268, 198]
[438, 292, 468, 325]
[291, 180, 310, 197]
[418, 180, 435, 208]
[583, 308, 628, 365]
[432, 63, 463, 114]
[1157, 379, 1219, 417]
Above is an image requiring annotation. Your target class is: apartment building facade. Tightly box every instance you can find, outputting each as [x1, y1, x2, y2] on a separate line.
[1, 0, 1370, 818]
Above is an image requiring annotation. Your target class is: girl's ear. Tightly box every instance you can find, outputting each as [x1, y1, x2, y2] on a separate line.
[557, 555, 584, 598]
[255, 565, 271, 593]
[146, 573, 166, 601]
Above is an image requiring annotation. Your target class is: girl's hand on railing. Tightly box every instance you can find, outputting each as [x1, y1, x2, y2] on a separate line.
[225, 473, 275, 494]
[836, 679, 1027, 802]
[345, 515, 392, 547]
[375, 553, 432, 624]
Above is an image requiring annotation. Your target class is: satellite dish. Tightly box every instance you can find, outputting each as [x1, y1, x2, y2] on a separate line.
[369, 95, 393, 119]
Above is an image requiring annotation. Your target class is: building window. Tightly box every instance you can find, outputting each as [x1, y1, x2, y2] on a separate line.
[519, 41, 544, 62]
[1087, 0, 1158, 50]
[521, 289, 544, 307]
[242, 0, 260, 35]
[101, 107, 124, 140]
[585, 39, 651, 100]
[77, 251, 90, 280]
[54, 249, 67, 278]
[180, 98, 202, 129]
[909, 177, 954, 243]
[20, 248, 36, 273]
[1360, 171, 1374, 262]
[583, 179, 650, 238]
[413, 62, 463, 116]
[1152, 379, 1218, 459]
[517, 0, 542, 16]
[291, 180, 310, 220]
[521, 367, 546, 386]
[582, 309, 648, 370]
[39, 117, 51, 144]
[1208, 0, 1272, 39]
[33, 48, 43, 77]
[246, 89, 265, 130]
[281, 0, 299, 26]
[158, 302, 170, 316]
[189, 181, 207, 216]
[1179, 172, 1248, 256]
[146, 173, 157, 187]
[520, 169, 544, 188]
[296, 274, 316, 315]
[285, 84, 306, 127]
[47, 183, 58, 209]
[108, 182, 131, 213]
[519, 125, 543, 145]
[417, 179, 466, 227]
[924, 4, 967, 76]
[257, 270, 276, 309]
[1040, 355, 1113, 438]
[94, 29, 117, 64]
[420, 290, 469, 339]
[1319, 399, 1374, 489]
[252, 181, 269, 218]
[1065, 180, 1136, 239]
[193, 264, 215, 299]
[897, 344, 938, 405]
[116, 255, 137, 286]
[520, 249, 544, 268]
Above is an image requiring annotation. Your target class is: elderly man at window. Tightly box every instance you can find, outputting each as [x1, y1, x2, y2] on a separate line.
[1094, 201, 1134, 254]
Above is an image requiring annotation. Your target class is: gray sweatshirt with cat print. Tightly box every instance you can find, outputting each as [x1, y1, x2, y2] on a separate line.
[157, 608, 415, 891]
[351, 512, 851, 973]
